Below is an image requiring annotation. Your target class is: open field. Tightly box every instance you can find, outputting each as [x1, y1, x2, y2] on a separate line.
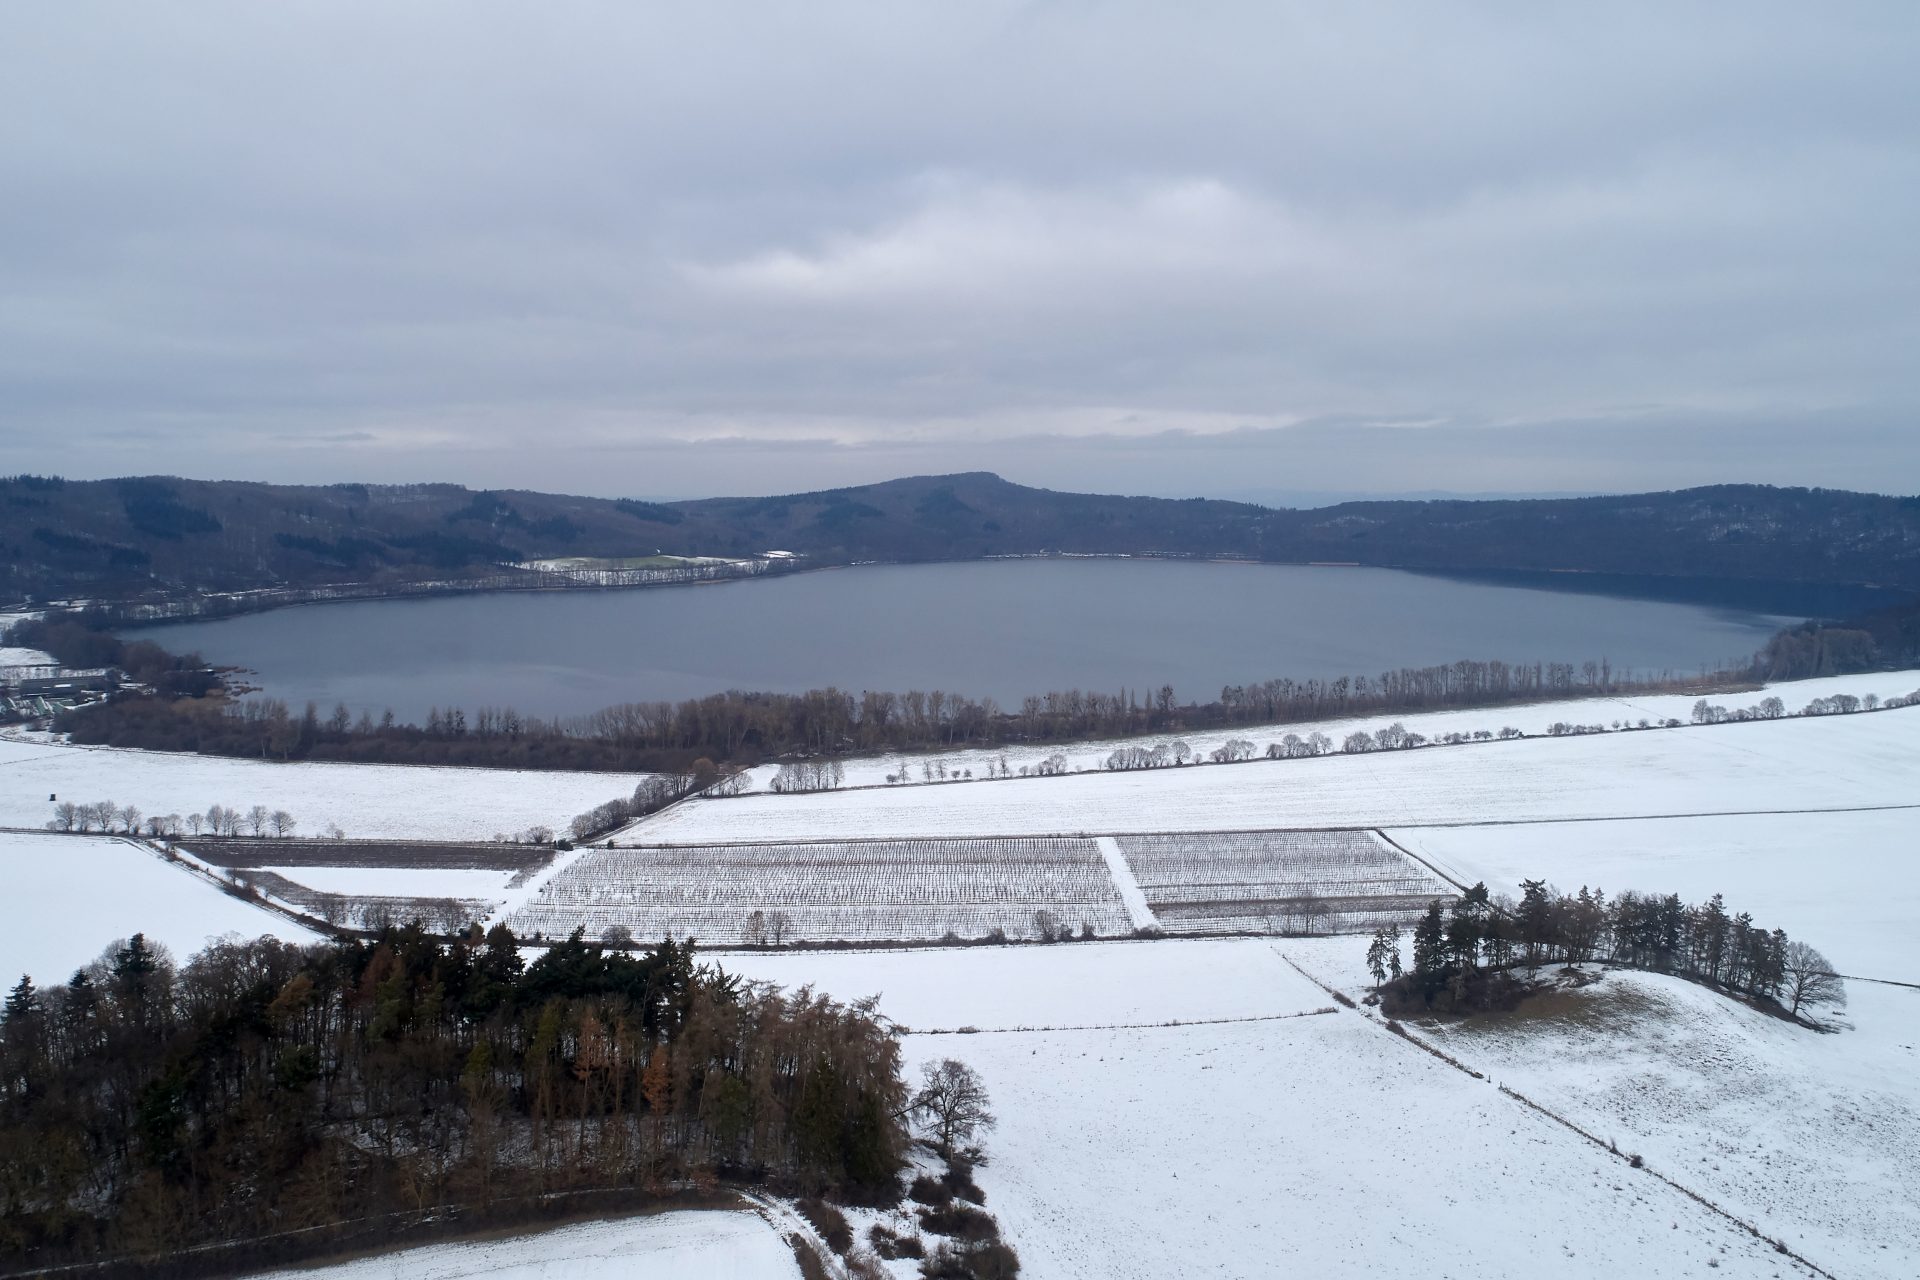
[723, 669, 1920, 792]
[242, 1209, 799, 1280]
[1391, 809, 1920, 983]
[731, 939, 1857, 1279]
[0, 831, 319, 985]
[640, 703, 1920, 844]
[507, 837, 1134, 945]
[0, 737, 644, 841]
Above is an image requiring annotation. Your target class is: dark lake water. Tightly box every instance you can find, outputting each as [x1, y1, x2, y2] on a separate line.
[138, 560, 1808, 722]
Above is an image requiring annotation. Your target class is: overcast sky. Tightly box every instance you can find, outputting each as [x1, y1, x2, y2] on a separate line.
[3, 3, 1916, 501]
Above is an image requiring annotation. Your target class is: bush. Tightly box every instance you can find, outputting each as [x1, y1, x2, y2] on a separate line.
[796, 1197, 853, 1255]
[920, 1240, 1021, 1279]
[909, 1174, 952, 1207]
[870, 1224, 928, 1260]
[942, 1158, 986, 1205]
[917, 1202, 998, 1243]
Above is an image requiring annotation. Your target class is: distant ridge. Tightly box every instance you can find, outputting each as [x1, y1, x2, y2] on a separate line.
[4, 470, 1919, 605]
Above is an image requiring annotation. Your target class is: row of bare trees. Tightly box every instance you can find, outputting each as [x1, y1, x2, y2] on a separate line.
[46, 798, 300, 838]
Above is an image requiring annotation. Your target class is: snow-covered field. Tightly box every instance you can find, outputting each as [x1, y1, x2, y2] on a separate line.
[0, 832, 319, 985]
[724, 670, 1920, 792]
[243, 1209, 799, 1280]
[0, 646, 55, 666]
[728, 939, 1858, 1279]
[639, 704, 1920, 844]
[0, 737, 644, 842]
[726, 937, 1332, 1030]
[1418, 972, 1920, 1280]
[1392, 809, 1920, 983]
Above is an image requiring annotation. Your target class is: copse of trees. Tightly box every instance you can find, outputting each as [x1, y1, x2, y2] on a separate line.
[1370, 881, 1846, 1021]
[0, 925, 916, 1271]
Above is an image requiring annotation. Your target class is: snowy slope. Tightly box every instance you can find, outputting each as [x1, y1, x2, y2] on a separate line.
[638, 706, 1920, 844]
[0, 832, 320, 985]
[724, 941, 1828, 1279]
[1418, 973, 1920, 1280]
[726, 670, 1920, 792]
[0, 738, 644, 842]
[1391, 809, 1920, 982]
[242, 1209, 799, 1280]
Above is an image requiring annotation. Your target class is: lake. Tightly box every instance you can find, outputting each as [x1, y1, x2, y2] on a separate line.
[138, 559, 1809, 722]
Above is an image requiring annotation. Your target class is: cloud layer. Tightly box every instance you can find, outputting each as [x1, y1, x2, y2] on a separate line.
[2, 2, 1916, 498]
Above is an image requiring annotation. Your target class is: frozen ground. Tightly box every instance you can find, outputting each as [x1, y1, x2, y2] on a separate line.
[256, 865, 521, 901]
[724, 937, 1333, 1030]
[242, 1209, 799, 1280]
[1392, 809, 1920, 982]
[0, 645, 55, 666]
[0, 737, 644, 841]
[0, 831, 319, 985]
[724, 670, 1920, 792]
[639, 705, 1920, 844]
[1422, 972, 1920, 1280]
[725, 940, 1840, 1279]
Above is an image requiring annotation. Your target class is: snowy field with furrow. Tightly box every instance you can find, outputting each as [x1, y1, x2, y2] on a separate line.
[0, 736, 645, 842]
[637, 704, 1920, 844]
[729, 939, 1857, 1279]
[1417, 973, 1920, 1280]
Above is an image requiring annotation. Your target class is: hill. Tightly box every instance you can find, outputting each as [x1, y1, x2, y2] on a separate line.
[5, 471, 1920, 606]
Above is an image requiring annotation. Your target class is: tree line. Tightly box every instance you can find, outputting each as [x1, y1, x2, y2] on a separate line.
[1369, 881, 1845, 1019]
[0, 925, 915, 1271]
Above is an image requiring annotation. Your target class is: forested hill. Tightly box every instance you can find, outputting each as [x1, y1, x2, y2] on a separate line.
[5, 470, 1920, 605]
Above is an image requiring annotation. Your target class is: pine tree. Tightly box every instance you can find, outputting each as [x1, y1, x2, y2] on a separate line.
[3, 974, 38, 1024]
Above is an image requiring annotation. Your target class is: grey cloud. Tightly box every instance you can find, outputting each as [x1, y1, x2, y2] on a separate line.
[1, 3, 1916, 496]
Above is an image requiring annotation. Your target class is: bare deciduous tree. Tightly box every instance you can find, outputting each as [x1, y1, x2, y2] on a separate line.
[1781, 941, 1847, 1017]
[269, 810, 296, 837]
[912, 1059, 996, 1159]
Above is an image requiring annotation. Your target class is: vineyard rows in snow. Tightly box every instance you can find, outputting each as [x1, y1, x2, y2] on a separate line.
[1117, 828, 1455, 934]
[508, 837, 1134, 944]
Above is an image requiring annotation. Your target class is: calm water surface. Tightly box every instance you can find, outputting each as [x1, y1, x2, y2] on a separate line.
[141, 560, 1802, 721]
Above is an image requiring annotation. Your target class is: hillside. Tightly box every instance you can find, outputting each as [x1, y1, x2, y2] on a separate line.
[5, 471, 1920, 606]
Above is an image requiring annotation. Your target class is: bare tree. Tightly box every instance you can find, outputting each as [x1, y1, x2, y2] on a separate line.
[434, 898, 474, 935]
[599, 923, 633, 948]
[49, 801, 79, 832]
[246, 805, 270, 837]
[118, 805, 142, 834]
[766, 910, 792, 947]
[912, 1059, 996, 1159]
[742, 910, 768, 946]
[186, 812, 205, 836]
[1032, 909, 1062, 942]
[1781, 941, 1847, 1017]
[269, 810, 296, 837]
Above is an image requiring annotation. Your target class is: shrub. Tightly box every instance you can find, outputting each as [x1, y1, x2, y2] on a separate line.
[870, 1224, 928, 1260]
[796, 1197, 853, 1255]
[909, 1174, 953, 1207]
[942, 1158, 986, 1205]
[920, 1240, 1021, 1279]
[917, 1201, 998, 1243]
